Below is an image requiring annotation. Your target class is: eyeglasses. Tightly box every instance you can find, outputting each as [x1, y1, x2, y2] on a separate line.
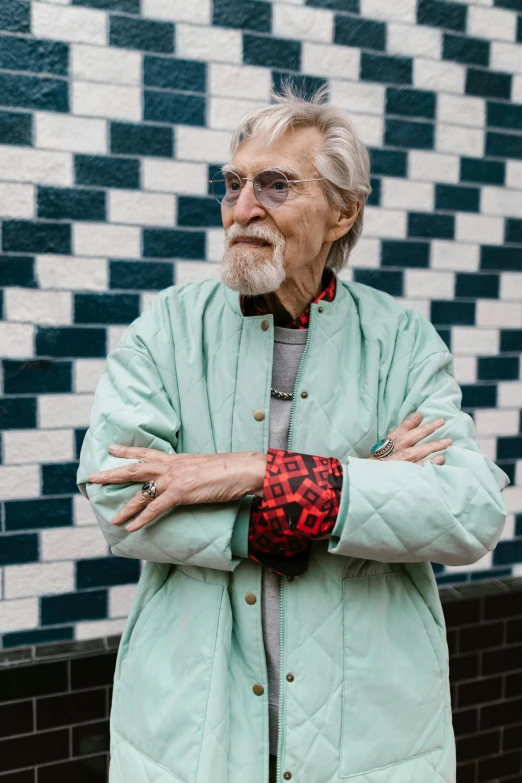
[209, 168, 329, 209]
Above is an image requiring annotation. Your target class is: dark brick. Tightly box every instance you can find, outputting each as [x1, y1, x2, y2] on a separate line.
[478, 751, 522, 781]
[0, 397, 36, 430]
[482, 645, 522, 676]
[243, 33, 301, 70]
[459, 621, 505, 653]
[36, 327, 106, 359]
[213, 0, 271, 33]
[41, 462, 81, 496]
[76, 556, 140, 589]
[452, 707, 478, 737]
[0, 702, 33, 739]
[37, 186, 106, 222]
[74, 292, 140, 325]
[456, 729, 501, 762]
[335, 15, 386, 51]
[37, 689, 106, 730]
[71, 652, 117, 689]
[457, 676, 503, 708]
[417, 0, 467, 31]
[5, 497, 73, 531]
[41, 590, 108, 626]
[449, 652, 480, 683]
[0, 661, 67, 701]
[0, 109, 32, 146]
[72, 719, 110, 756]
[360, 52, 412, 85]
[0, 730, 69, 774]
[353, 269, 403, 296]
[0, 35, 68, 76]
[75, 154, 140, 189]
[110, 15, 174, 53]
[143, 55, 206, 92]
[37, 755, 107, 783]
[0, 73, 68, 113]
[0, 1, 30, 33]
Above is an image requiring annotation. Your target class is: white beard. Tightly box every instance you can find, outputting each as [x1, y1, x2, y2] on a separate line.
[220, 230, 287, 296]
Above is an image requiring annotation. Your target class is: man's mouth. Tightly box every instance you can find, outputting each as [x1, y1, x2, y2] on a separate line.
[234, 239, 271, 246]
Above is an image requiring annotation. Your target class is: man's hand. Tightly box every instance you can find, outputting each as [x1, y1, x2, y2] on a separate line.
[88, 446, 267, 532]
[369, 411, 452, 465]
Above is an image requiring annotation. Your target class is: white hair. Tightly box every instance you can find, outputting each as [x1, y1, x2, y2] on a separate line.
[228, 79, 372, 272]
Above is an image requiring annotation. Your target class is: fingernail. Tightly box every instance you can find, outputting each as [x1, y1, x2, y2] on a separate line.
[442, 438, 452, 444]
[109, 445, 122, 451]
[88, 473, 100, 480]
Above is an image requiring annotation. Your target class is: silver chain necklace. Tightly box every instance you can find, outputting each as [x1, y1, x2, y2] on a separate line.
[271, 387, 293, 400]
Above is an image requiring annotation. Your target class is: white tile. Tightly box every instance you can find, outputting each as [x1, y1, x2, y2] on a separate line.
[39, 393, 94, 428]
[347, 237, 381, 269]
[477, 437, 497, 461]
[451, 327, 499, 355]
[498, 381, 522, 407]
[468, 6, 517, 42]
[143, 159, 208, 195]
[0, 598, 38, 631]
[209, 97, 268, 131]
[142, 0, 211, 23]
[502, 485, 522, 514]
[176, 126, 232, 163]
[141, 292, 158, 311]
[337, 267, 354, 283]
[108, 191, 175, 227]
[209, 64, 271, 101]
[74, 359, 107, 393]
[452, 356, 477, 383]
[361, 0, 417, 22]
[512, 75, 522, 105]
[36, 255, 108, 291]
[506, 160, 522, 189]
[405, 270, 454, 299]
[32, 2, 107, 44]
[414, 59, 465, 94]
[176, 23, 241, 64]
[362, 206, 407, 239]
[72, 81, 141, 122]
[5, 289, 72, 325]
[436, 123, 484, 157]
[174, 261, 222, 285]
[329, 80, 385, 116]
[387, 22, 441, 59]
[500, 273, 522, 301]
[4, 562, 74, 599]
[516, 462, 522, 486]
[0, 183, 34, 219]
[437, 94, 485, 128]
[0, 465, 40, 500]
[75, 618, 127, 640]
[273, 4, 333, 42]
[490, 41, 522, 74]
[474, 409, 520, 436]
[109, 584, 137, 618]
[0, 147, 73, 187]
[399, 299, 430, 318]
[455, 214, 504, 245]
[107, 326, 128, 352]
[476, 300, 522, 328]
[71, 43, 142, 86]
[481, 187, 522, 219]
[206, 229, 226, 263]
[431, 240, 480, 271]
[3, 429, 74, 465]
[408, 151, 460, 184]
[74, 223, 140, 258]
[349, 113, 383, 147]
[41, 526, 108, 561]
[0, 323, 35, 358]
[302, 42, 359, 80]
[35, 112, 107, 154]
[73, 494, 99, 526]
[381, 179, 434, 211]
[499, 514, 515, 541]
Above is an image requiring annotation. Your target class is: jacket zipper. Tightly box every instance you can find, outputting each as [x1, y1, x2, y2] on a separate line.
[276, 303, 316, 782]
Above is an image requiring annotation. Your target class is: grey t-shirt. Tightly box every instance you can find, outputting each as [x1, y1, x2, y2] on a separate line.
[262, 325, 308, 756]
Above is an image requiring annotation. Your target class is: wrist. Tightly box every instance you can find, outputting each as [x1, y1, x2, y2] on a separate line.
[247, 452, 267, 498]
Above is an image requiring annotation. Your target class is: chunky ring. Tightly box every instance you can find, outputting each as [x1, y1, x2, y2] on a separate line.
[371, 437, 395, 460]
[141, 480, 157, 499]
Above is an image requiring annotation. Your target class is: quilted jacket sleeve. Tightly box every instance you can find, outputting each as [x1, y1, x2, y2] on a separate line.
[328, 308, 511, 567]
[76, 311, 253, 572]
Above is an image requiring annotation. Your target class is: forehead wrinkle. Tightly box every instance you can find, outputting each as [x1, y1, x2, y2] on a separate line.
[221, 162, 302, 180]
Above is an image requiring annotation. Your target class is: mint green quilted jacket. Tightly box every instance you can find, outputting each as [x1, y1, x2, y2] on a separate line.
[77, 274, 510, 783]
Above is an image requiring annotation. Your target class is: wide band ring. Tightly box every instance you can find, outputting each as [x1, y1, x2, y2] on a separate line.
[141, 480, 157, 499]
[370, 437, 395, 460]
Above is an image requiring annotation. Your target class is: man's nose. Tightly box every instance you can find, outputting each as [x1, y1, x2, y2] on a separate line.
[231, 179, 265, 224]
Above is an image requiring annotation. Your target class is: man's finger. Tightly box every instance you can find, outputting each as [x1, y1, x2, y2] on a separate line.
[108, 445, 173, 462]
[111, 490, 149, 525]
[125, 492, 175, 532]
[88, 461, 162, 483]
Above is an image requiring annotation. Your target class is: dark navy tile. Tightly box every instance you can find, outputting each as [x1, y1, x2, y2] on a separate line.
[0, 0, 30, 33]
[75, 428, 87, 459]
[435, 184, 480, 213]
[430, 300, 475, 325]
[0, 73, 69, 113]
[243, 33, 301, 71]
[360, 52, 412, 85]
[442, 33, 489, 67]
[0, 35, 69, 77]
[36, 327, 106, 358]
[519, 14, 522, 41]
[496, 437, 522, 461]
[381, 240, 430, 268]
[455, 272, 500, 299]
[74, 293, 140, 325]
[0, 534, 38, 566]
[110, 15, 174, 54]
[143, 228, 205, 259]
[435, 328, 451, 350]
[385, 118, 434, 149]
[76, 556, 140, 589]
[487, 131, 522, 160]
[353, 269, 403, 296]
[466, 69, 511, 100]
[2, 221, 71, 255]
[41, 590, 108, 625]
[408, 213, 454, 239]
[436, 572, 467, 585]
[487, 101, 522, 132]
[72, 0, 140, 11]
[0, 660, 67, 699]
[368, 147, 407, 177]
[386, 87, 436, 119]
[494, 0, 522, 8]
[72, 719, 110, 757]
[460, 157, 505, 186]
[306, 0, 359, 9]
[460, 384, 497, 408]
[75, 154, 140, 189]
[143, 55, 206, 93]
[478, 356, 519, 381]
[37, 689, 106, 731]
[0, 397, 36, 430]
[480, 246, 522, 272]
[501, 462, 516, 486]
[335, 15, 385, 51]
[213, 0, 271, 33]
[42, 462, 81, 496]
[0, 109, 32, 146]
[272, 72, 328, 101]
[3, 359, 72, 394]
[37, 186, 106, 222]
[505, 219, 522, 244]
[109, 260, 174, 290]
[493, 540, 522, 566]
[110, 121, 173, 158]
[417, 0, 467, 32]
[177, 196, 223, 227]
[38, 755, 107, 783]
[0, 702, 33, 739]
[144, 91, 205, 126]
[0, 289, 3, 321]
[70, 651, 116, 689]
[367, 176, 381, 207]
[501, 330, 522, 352]
[5, 498, 73, 531]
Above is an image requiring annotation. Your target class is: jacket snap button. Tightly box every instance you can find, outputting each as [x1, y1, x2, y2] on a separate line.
[287, 575, 294, 582]
[253, 683, 264, 696]
[245, 592, 257, 605]
[283, 772, 292, 780]
[317, 306, 324, 313]
[286, 673, 294, 682]
[253, 410, 265, 421]
[261, 320, 269, 331]
[300, 391, 308, 399]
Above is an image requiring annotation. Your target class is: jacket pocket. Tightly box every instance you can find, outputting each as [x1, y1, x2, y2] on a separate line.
[340, 570, 446, 778]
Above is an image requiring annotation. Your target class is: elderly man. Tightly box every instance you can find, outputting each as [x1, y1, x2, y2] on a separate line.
[77, 83, 510, 783]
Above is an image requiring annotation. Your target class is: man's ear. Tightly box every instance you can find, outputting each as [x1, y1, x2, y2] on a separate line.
[327, 199, 361, 242]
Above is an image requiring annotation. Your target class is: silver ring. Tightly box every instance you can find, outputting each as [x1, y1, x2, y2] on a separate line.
[371, 437, 395, 460]
[141, 480, 157, 499]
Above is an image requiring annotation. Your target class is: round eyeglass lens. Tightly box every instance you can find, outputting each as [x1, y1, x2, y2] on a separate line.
[212, 169, 290, 208]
